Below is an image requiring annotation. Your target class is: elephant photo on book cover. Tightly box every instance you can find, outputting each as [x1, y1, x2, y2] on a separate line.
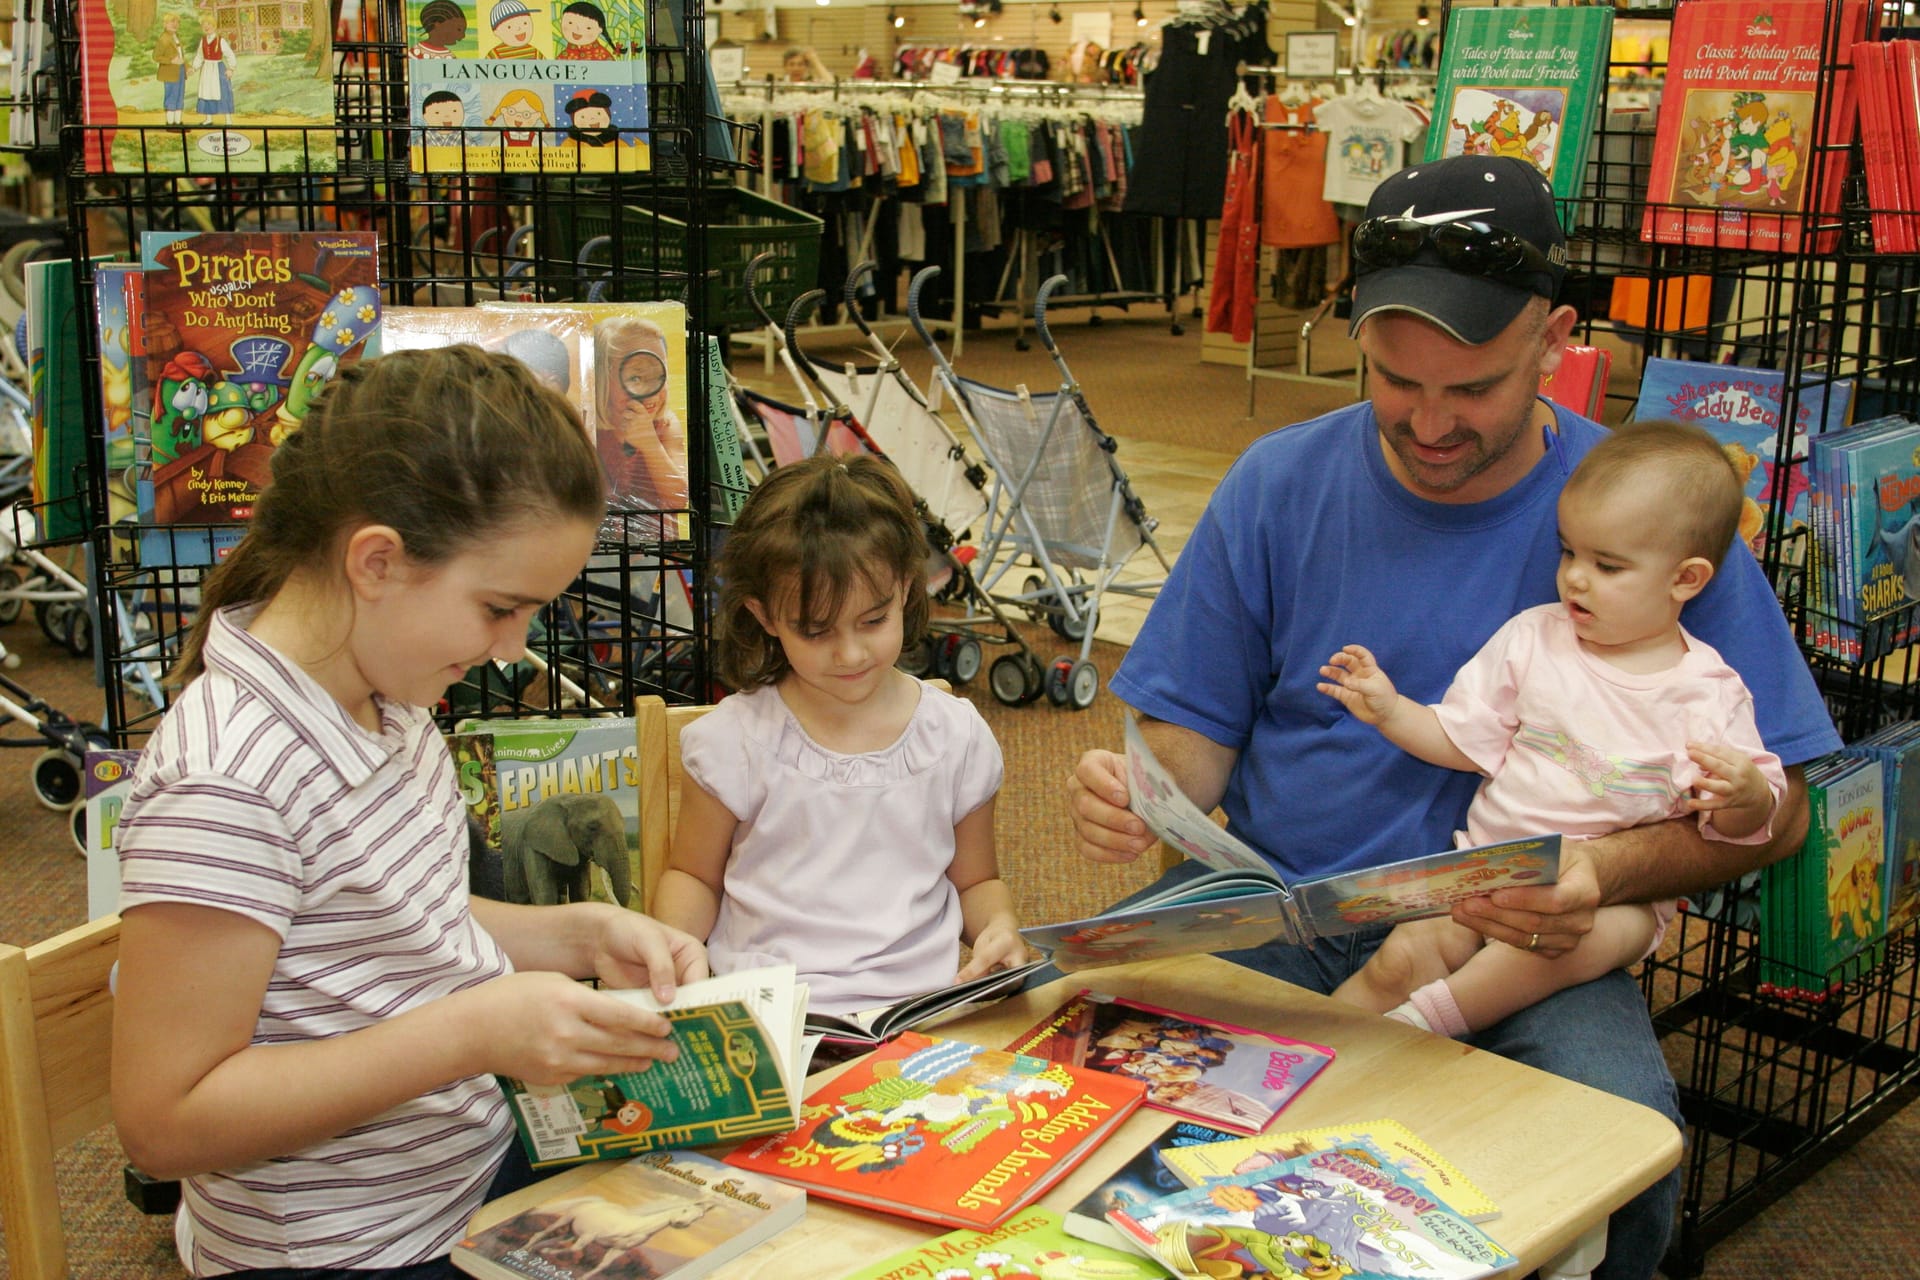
[501, 793, 634, 907]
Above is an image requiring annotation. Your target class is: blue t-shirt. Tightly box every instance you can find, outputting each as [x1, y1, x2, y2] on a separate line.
[1110, 400, 1841, 883]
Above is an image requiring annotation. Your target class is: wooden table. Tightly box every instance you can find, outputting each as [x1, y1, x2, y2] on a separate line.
[474, 955, 1682, 1277]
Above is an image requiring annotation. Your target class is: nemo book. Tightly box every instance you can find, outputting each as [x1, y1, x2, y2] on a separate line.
[1640, 0, 1865, 253]
[722, 1032, 1146, 1230]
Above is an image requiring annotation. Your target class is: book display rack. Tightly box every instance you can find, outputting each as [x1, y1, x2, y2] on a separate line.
[35, 0, 746, 743]
[1502, 0, 1920, 1271]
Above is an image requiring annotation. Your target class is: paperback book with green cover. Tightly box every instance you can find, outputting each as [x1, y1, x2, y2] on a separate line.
[1426, 4, 1615, 206]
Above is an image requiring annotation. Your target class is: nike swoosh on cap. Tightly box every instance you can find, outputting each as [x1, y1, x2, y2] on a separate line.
[1397, 206, 1497, 223]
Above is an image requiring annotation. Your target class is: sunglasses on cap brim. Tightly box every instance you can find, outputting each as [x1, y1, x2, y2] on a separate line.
[1351, 217, 1561, 292]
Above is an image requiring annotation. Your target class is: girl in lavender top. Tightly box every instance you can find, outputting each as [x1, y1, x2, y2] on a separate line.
[112, 345, 707, 1278]
[653, 454, 1028, 1019]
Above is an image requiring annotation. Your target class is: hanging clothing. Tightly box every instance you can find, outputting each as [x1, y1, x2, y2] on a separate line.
[1312, 93, 1428, 207]
[1124, 6, 1274, 219]
[1206, 108, 1262, 343]
[1261, 100, 1342, 249]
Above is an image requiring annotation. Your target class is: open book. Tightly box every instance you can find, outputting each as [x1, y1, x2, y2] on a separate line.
[803, 959, 1046, 1049]
[497, 965, 814, 1169]
[1019, 718, 1562, 970]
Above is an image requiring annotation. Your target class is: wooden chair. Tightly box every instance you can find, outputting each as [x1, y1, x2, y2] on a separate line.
[0, 914, 121, 1280]
[633, 684, 952, 910]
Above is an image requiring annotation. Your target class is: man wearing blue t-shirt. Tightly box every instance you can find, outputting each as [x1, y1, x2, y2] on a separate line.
[1067, 154, 1840, 1280]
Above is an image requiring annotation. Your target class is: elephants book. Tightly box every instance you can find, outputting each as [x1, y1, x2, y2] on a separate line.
[455, 716, 646, 912]
[451, 1150, 804, 1280]
[497, 964, 813, 1169]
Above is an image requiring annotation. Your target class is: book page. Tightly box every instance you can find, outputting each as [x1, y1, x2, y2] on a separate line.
[1289, 835, 1562, 938]
[1125, 716, 1277, 879]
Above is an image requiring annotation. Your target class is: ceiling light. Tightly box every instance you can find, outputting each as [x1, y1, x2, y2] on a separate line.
[890, 4, 904, 24]
[1416, 4, 1430, 25]
[1049, 3, 1062, 21]
[1134, 3, 1148, 27]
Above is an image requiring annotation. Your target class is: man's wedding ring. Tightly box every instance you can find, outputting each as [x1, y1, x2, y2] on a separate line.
[1527, 932, 1540, 952]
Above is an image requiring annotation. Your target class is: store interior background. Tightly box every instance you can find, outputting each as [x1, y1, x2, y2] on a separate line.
[4, 0, 1918, 1275]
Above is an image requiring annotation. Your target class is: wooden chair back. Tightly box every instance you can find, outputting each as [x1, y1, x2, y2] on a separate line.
[0, 914, 121, 1280]
[633, 683, 951, 910]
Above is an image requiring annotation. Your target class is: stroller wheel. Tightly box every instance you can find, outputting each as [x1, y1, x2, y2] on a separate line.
[1046, 657, 1074, 707]
[1067, 660, 1100, 711]
[71, 802, 88, 857]
[38, 600, 72, 647]
[943, 636, 982, 684]
[0, 564, 24, 624]
[989, 654, 1031, 705]
[900, 636, 935, 678]
[1022, 574, 1048, 623]
[1048, 605, 1090, 643]
[31, 749, 83, 810]
[63, 607, 93, 659]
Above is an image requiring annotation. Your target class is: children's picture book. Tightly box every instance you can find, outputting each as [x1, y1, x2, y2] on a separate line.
[83, 750, 143, 922]
[1106, 1138, 1518, 1280]
[1761, 753, 1888, 1001]
[498, 964, 811, 1169]
[464, 716, 644, 911]
[1812, 415, 1920, 660]
[803, 960, 1048, 1052]
[376, 305, 596, 427]
[404, 0, 651, 173]
[24, 257, 99, 542]
[839, 1206, 1169, 1280]
[450, 1150, 805, 1280]
[1844, 719, 1920, 931]
[1631, 356, 1856, 564]
[77, 0, 337, 173]
[1426, 5, 1615, 206]
[135, 230, 380, 566]
[702, 332, 751, 521]
[1004, 991, 1334, 1136]
[1019, 717, 1562, 970]
[723, 1031, 1147, 1230]
[1640, 0, 1866, 253]
[1157, 1117, 1502, 1223]
[91, 262, 146, 529]
[1060, 1119, 1243, 1252]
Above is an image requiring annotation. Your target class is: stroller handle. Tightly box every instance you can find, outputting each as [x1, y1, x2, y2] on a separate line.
[743, 250, 783, 332]
[906, 265, 942, 349]
[842, 261, 887, 352]
[1034, 273, 1071, 356]
[843, 261, 877, 309]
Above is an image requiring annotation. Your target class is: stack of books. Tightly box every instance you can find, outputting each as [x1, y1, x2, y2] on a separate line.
[1761, 753, 1889, 1001]
[1853, 41, 1920, 255]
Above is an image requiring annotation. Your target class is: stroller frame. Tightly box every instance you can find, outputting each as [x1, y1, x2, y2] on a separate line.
[906, 267, 1170, 709]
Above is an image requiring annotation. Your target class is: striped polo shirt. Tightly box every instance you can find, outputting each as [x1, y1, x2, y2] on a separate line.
[117, 607, 515, 1275]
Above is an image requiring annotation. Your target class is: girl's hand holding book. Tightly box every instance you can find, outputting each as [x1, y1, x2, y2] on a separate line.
[956, 920, 1031, 983]
[461, 971, 682, 1087]
[581, 903, 710, 998]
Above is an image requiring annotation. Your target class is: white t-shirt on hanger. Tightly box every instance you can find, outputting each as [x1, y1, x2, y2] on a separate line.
[1313, 94, 1427, 206]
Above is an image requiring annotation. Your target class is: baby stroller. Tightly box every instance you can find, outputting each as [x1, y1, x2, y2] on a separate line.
[0, 630, 112, 852]
[731, 262, 1047, 705]
[907, 268, 1170, 709]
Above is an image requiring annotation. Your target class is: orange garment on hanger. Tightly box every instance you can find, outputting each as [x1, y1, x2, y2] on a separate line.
[1261, 97, 1342, 249]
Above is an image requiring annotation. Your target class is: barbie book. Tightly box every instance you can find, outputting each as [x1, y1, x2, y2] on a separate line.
[1004, 990, 1334, 1136]
[1018, 717, 1561, 971]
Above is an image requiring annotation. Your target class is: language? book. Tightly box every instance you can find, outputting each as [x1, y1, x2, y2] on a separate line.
[1019, 717, 1562, 971]
[1060, 1119, 1244, 1253]
[450, 1149, 805, 1280]
[1107, 1138, 1517, 1280]
[498, 964, 812, 1169]
[723, 1031, 1147, 1231]
[1157, 1117, 1501, 1223]
[840, 1206, 1170, 1280]
[1004, 991, 1333, 1137]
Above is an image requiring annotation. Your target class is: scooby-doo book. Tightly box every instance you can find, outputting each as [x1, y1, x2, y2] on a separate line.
[723, 1032, 1146, 1230]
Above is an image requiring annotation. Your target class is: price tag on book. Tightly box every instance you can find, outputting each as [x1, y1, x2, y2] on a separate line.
[512, 1084, 590, 1164]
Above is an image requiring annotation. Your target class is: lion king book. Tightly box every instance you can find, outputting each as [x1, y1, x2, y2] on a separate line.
[450, 1150, 805, 1280]
[722, 1032, 1147, 1230]
[1018, 718, 1561, 970]
[1640, 0, 1867, 253]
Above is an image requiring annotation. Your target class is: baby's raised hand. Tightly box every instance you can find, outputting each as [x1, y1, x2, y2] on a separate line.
[1316, 644, 1400, 725]
[1686, 742, 1775, 838]
[464, 971, 679, 1087]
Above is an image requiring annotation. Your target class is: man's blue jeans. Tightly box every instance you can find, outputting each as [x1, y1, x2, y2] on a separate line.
[1034, 859, 1683, 1280]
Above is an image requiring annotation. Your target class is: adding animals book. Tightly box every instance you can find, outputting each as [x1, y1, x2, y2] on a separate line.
[1004, 991, 1334, 1137]
[135, 230, 380, 566]
[1157, 1117, 1501, 1224]
[1106, 1138, 1517, 1280]
[1641, 0, 1867, 253]
[1018, 718, 1562, 970]
[77, 0, 337, 174]
[498, 964, 812, 1169]
[840, 1206, 1169, 1280]
[450, 1150, 805, 1280]
[1632, 356, 1855, 565]
[722, 1031, 1147, 1231]
[404, 0, 651, 173]
[1426, 5, 1615, 206]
